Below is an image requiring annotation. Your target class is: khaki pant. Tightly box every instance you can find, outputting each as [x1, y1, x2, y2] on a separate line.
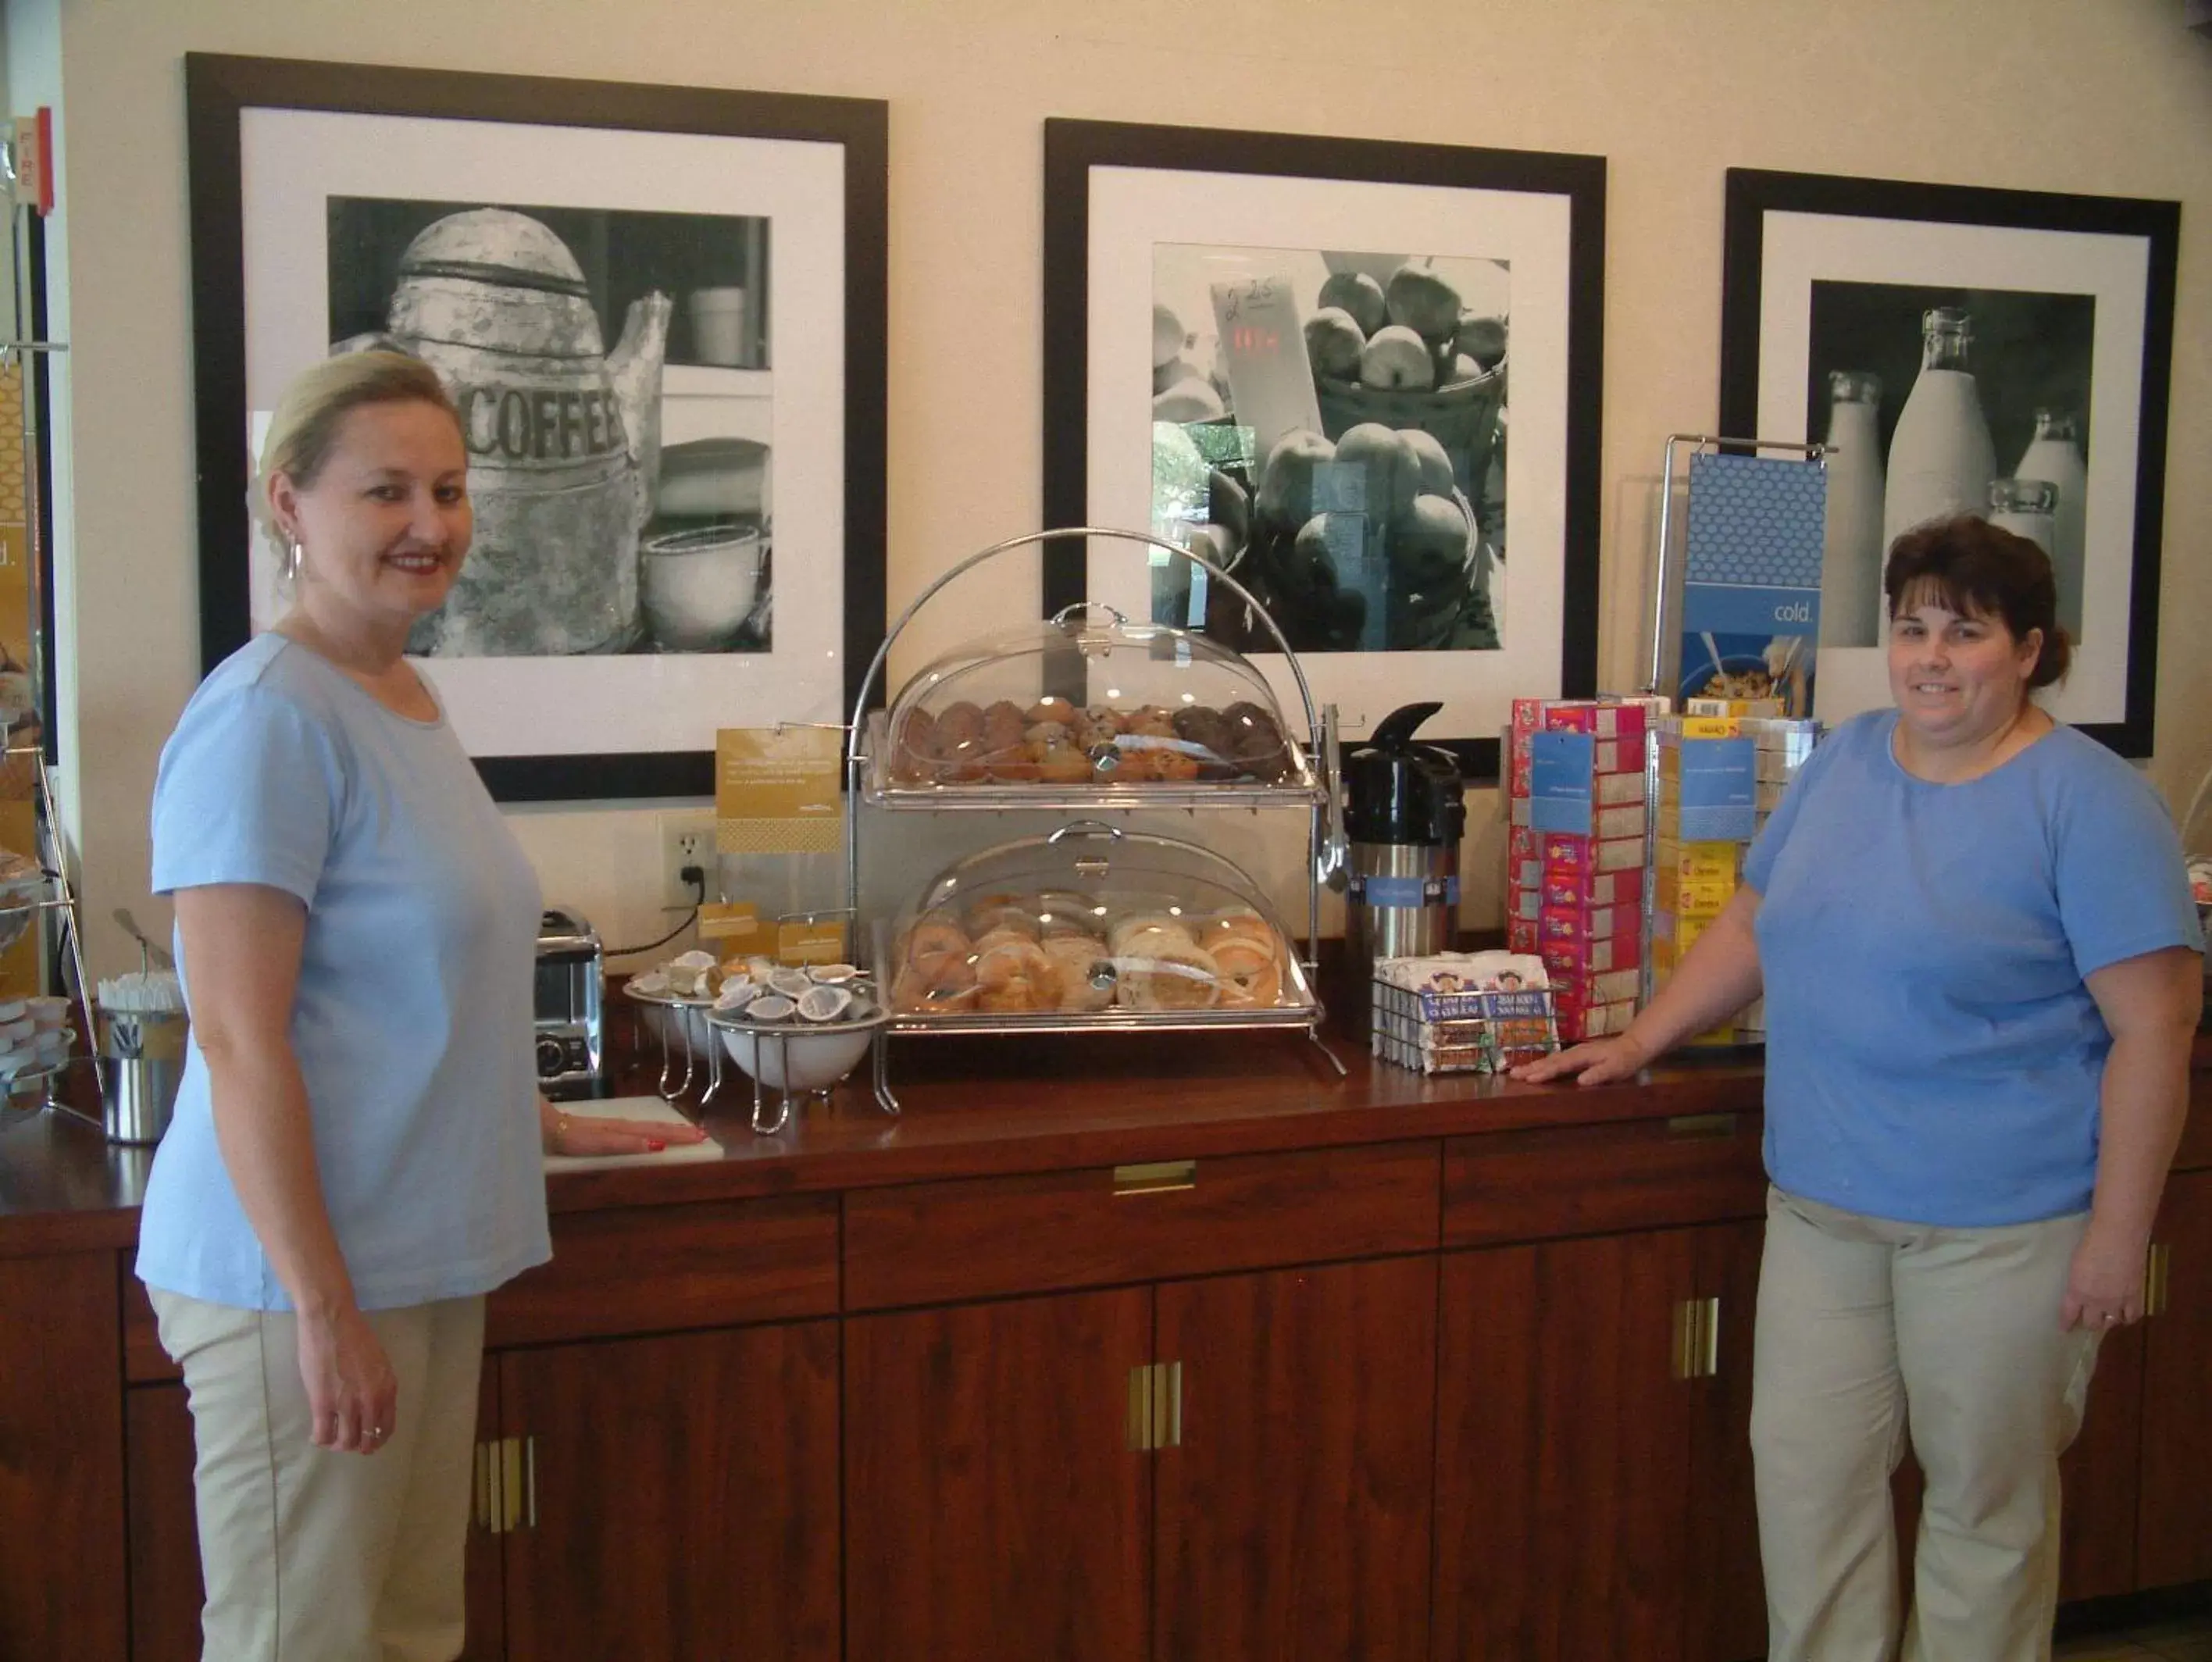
[1750, 1187, 2100, 1662]
[150, 1289, 486, 1662]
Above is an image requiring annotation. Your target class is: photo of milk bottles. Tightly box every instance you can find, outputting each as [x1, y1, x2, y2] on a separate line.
[1882, 307, 1996, 556]
[1819, 371, 1886, 647]
[2013, 408, 2088, 640]
[1988, 476, 2059, 559]
[1804, 281, 2096, 658]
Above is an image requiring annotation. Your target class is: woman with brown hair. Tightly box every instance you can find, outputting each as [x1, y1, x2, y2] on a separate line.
[1522, 515, 2202, 1660]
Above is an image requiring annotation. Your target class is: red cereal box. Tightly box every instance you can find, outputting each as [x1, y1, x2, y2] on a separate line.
[1543, 868, 1642, 909]
[1543, 703, 1650, 743]
[1538, 902, 1643, 943]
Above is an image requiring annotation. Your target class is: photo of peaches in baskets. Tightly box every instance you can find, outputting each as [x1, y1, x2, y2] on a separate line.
[1148, 247, 1508, 658]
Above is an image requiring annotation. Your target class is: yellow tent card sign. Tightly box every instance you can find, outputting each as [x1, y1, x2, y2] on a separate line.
[715, 727, 841, 855]
[697, 901, 762, 943]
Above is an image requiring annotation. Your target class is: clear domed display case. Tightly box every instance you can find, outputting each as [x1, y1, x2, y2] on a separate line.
[844, 528, 1349, 1112]
[882, 823, 1318, 1030]
[866, 604, 1319, 809]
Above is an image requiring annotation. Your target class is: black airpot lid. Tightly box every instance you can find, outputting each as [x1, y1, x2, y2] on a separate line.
[1341, 701, 1466, 846]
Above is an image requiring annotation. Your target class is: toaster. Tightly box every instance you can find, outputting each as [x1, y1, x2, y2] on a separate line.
[534, 907, 606, 1100]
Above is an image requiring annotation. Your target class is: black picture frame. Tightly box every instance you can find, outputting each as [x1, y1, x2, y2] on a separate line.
[1041, 118, 1606, 782]
[184, 52, 888, 801]
[1720, 166, 2178, 757]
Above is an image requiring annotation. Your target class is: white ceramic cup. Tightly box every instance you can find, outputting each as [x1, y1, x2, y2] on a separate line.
[638, 522, 766, 652]
[687, 286, 747, 366]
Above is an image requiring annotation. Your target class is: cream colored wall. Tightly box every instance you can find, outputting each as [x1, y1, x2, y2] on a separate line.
[29, 0, 2212, 975]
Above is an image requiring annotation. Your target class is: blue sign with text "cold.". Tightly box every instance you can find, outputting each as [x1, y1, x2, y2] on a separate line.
[1681, 451, 1825, 711]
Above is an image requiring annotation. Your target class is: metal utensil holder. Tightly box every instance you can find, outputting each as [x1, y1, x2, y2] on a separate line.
[845, 527, 1349, 1115]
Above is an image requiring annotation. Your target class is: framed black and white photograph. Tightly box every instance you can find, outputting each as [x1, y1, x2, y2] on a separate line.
[1720, 168, 2178, 755]
[1043, 119, 1605, 778]
[186, 54, 887, 800]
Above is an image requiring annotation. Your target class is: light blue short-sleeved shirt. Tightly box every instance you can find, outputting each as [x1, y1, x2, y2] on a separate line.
[135, 633, 551, 1311]
[1744, 709, 2201, 1228]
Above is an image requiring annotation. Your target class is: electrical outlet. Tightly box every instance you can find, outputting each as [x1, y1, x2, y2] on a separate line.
[658, 811, 716, 909]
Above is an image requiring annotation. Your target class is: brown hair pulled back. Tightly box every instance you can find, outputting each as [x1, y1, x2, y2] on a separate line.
[1883, 514, 2072, 689]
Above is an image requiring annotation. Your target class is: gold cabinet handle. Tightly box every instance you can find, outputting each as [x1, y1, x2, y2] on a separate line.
[473, 1440, 497, 1532]
[2144, 1243, 2171, 1318]
[1114, 1160, 1196, 1197]
[498, 1436, 526, 1533]
[1672, 1297, 1721, 1380]
[1672, 1300, 1699, 1381]
[1126, 1361, 1186, 1450]
[1665, 1113, 1739, 1140]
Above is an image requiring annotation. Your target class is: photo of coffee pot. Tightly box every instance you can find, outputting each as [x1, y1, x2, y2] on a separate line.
[342, 207, 671, 657]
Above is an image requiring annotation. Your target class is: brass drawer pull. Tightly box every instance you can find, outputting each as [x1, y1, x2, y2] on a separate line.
[1672, 1296, 1721, 1379]
[2145, 1243, 2171, 1318]
[1114, 1159, 1197, 1196]
[1126, 1361, 1185, 1450]
[1665, 1113, 1739, 1140]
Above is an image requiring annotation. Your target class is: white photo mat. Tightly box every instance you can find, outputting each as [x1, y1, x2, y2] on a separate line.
[1749, 211, 2151, 732]
[1082, 163, 1579, 747]
[238, 107, 851, 755]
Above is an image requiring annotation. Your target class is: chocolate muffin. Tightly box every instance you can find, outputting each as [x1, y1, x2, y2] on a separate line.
[1222, 701, 1291, 782]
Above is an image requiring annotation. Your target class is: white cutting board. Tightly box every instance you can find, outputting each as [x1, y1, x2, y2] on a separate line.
[542, 1095, 724, 1172]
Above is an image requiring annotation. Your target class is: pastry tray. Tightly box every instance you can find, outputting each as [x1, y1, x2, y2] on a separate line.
[858, 710, 1323, 812]
[887, 953, 1322, 1036]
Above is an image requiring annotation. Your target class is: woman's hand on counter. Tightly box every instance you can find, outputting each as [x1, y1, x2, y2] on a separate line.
[1511, 1034, 1651, 1086]
[537, 1097, 711, 1158]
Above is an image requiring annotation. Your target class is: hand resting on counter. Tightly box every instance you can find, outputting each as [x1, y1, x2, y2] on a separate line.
[1510, 1033, 1654, 1087]
[538, 1097, 710, 1158]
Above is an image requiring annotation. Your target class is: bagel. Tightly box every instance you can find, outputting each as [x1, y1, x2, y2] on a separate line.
[964, 899, 1041, 940]
[1197, 909, 1279, 956]
[891, 947, 977, 1012]
[1108, 912, 1196, 956]
[898, 915, 972, 968]
[1114, 935, 1222, 1011]
[1211, 937, 1285, 1008]
[1042, 933, 1117, 1011]
[973, 936, 1063, 1013]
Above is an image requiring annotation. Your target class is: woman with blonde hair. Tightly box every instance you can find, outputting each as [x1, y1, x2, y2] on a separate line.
[137, 350, 701, 1660]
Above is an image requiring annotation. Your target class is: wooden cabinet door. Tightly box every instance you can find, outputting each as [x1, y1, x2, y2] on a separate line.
[0, 1252, 126, 1662]
[1433, 1229, 1701, 1662]
[2138, 1167, 2212, 1587]
[126, 1370, 505, 1661]
[1683, 1220, 1769, 1662]
[498, 1321, 840, 1662]
[2057, 1318, 2143, 1602]
[844, 1288, 1151, 1662]
[125, 1384, 201, 1662]
[1154, 1255, 1436, 1662]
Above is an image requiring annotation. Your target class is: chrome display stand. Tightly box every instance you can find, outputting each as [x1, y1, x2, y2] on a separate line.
[621, 984, 725, 1107]
[2, 740, 105, 1127]
[1638, 434, 1827, 1018]
[847, 528, 1349, 1115]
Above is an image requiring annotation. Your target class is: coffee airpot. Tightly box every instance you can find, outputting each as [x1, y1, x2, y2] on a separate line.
[1341, 702, 1466, 1030]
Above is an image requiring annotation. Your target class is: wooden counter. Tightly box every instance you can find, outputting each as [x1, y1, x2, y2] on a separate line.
[4, 1026, 2207, 1661]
